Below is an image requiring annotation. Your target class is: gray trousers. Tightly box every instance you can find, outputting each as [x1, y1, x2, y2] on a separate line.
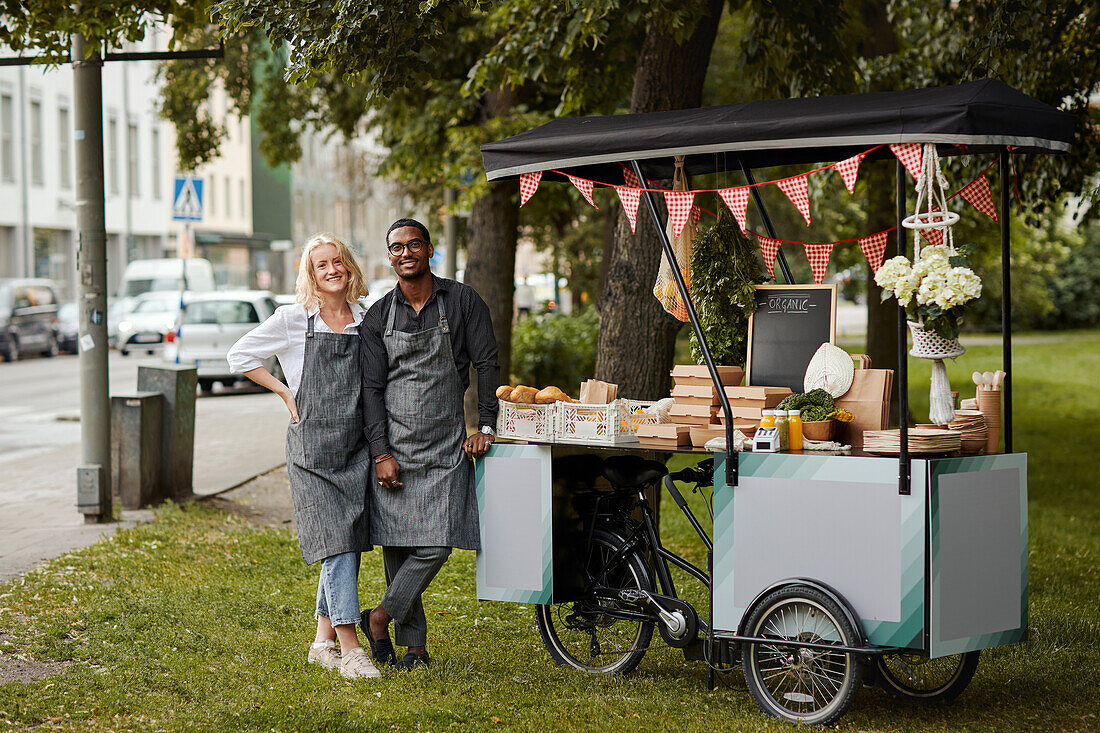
[381, 546, 452, 647]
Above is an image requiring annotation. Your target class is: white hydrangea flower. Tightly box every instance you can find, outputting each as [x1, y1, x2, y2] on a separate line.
[874, 256, 912, 291]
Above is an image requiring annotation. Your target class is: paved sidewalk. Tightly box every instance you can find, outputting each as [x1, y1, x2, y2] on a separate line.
[0, 391, 288, 583]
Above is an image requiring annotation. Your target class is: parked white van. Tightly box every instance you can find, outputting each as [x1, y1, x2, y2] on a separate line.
[118, 258, 216, 299]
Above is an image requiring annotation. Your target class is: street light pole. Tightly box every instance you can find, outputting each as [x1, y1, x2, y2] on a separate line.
[72, 33, 112, 523]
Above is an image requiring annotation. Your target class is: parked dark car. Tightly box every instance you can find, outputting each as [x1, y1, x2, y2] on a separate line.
[56, 301, 80, 354]
[0, 278, 61, 361]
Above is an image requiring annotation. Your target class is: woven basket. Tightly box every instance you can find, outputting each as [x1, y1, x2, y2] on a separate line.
[908, 320, 965, 359]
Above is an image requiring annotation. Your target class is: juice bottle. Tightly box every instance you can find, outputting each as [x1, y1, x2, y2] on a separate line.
[773, 411, 789, 450]
[759, 410, 776, 429]
[787, 409, 803, 451]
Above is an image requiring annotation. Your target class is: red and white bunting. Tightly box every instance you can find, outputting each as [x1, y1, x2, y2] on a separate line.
[663, 190, 695, 237]
[692, 205, 701, 226]
[858, 231, 890, 273]
[757, 235, 782, 280]
[620, 163, 642, 189]
[776, 174, 811, 226]
[959, 173, 998, 221]
[890, 143, 923, 179]
[718, 186, 750, 233]
[566, 174, 598, 208]
[833, 153, 863, 194]
[615, 186, 641, 233]
[804, 243, 834, 284]
[519, 171, 542, 206]
[919, 227, 945, 248]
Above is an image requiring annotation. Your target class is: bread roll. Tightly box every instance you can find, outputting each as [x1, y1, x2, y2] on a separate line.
[509, 385, 538, 403]
[535, 386, 571, 404]
[495, 385, 513, 400]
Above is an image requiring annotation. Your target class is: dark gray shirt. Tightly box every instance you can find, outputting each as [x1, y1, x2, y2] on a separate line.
[360, 274, 500, 456]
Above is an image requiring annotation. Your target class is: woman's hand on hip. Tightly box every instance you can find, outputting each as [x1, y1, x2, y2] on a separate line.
[376, 457, 403, 489]
[280, 389, 300, 423]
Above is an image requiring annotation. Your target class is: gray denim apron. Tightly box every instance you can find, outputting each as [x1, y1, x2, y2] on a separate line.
[370, 290, 480, 550]
[285, 314, 372, 565]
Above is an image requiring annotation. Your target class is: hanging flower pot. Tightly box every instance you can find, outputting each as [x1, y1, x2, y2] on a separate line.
[908, 320, 965, 359]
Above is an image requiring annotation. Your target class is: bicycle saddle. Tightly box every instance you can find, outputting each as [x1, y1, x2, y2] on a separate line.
[601, 456, 668, 489]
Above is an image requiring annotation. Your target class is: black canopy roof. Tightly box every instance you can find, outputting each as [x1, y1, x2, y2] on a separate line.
[481, 80, 1075, 184]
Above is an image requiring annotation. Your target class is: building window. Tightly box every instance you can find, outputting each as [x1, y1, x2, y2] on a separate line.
[29, 100, 43, 186]
[224, 175, 230, 218]
[208, 176, 216, 216]
[151, 127, 161, 200]
[107, 116, 119, 195]
[58, 106, 71, 189]
[1, 94, 15, 182]
[127, 123, 139, 197]
[239, 178, 245, 218]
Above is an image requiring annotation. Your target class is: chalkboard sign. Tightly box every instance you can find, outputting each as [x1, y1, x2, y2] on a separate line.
[746, 284, 837, 391]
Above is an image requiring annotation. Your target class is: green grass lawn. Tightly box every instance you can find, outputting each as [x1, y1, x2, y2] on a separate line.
[1, 331, 1098, 731]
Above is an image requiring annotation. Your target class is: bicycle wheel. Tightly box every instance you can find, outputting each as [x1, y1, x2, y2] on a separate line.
[876, 650, 979, 702]
[535, 527, 655, 674]
[742, 585, 864, 726]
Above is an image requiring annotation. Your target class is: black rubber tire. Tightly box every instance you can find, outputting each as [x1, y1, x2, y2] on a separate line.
[4, 338, 20, 362]
[44, 333, 59, 357]
[198, 379, 216, 394]
[876, 650, 979, 702]
[535, 528, 655, 675]
[742, 584, 864, 726]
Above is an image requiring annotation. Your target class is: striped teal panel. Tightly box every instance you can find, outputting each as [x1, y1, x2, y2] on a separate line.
[712, 454, 739, 631]
[475, 443, 554, 605]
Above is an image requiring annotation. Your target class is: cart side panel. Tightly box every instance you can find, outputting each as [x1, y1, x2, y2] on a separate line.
[714, 453, 927, 649]
[929, 453, 1028, 657]
[475, 443, 554, 604]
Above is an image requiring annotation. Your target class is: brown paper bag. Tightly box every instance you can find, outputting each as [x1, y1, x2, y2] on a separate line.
[835, 368, 893, 447]
[579, 379, 618, 404]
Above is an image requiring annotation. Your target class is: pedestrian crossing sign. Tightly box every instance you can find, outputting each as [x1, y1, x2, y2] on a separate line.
[172, 176, 204, 221]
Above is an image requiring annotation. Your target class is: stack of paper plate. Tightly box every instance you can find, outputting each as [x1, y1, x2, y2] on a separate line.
[946, 410, 988, 453]
[863, 428, 962, 455]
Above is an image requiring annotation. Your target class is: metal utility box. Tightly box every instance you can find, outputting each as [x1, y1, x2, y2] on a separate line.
[137, 364, 197, 502]
[110, 392, 163, 509]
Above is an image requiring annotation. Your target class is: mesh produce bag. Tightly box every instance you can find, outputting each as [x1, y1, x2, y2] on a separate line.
[653, 156, 697, 321]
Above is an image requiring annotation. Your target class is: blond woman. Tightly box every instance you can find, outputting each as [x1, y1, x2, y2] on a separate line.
[228, 233, 380, 680]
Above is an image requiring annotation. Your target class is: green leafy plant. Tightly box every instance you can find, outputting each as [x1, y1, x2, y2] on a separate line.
[510, 309, 599, 392]
[776, 388, 836, 414]
[688, 212, 768, 367]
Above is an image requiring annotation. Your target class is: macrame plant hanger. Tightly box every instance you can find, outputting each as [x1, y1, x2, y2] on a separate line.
[902, 143, 963, 426]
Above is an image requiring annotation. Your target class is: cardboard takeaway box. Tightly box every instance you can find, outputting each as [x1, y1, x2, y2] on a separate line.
[670, 365, 744, 388]
[670, 384, 720, 406]
[637, 423, 692, 447]
[834, 368, 894, 448]
[668, 403, 718, 426]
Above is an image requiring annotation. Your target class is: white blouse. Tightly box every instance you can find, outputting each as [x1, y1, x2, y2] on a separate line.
[227, 303, 366, 395]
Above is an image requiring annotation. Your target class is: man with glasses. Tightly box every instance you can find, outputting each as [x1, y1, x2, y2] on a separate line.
[358, 218, 500, 670]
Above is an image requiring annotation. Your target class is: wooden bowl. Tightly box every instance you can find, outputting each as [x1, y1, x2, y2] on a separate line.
[801, 419, 838, 441]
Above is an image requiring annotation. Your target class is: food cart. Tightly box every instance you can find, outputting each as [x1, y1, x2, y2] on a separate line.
[474, 80, 1074, 725]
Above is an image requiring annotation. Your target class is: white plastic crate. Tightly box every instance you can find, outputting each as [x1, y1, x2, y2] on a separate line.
[496, 400, 556, 441]
[555, 399, 659, 445]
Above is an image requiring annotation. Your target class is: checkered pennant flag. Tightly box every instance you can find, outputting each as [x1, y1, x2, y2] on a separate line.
[757, 235, 782, 280]
[833, 153, 863, 194]
[890, 143, 923, 179]
[566, 174, 598, 208]
[804, 243, 834, 284]
[718, 186, 750, 233]
[519, 171, 542, 206]
[620, 163, 642, 189]
[959, 173, 998, 221]
[615, 186, 642, 233]
[663, 190, 695, 237]
[858, 231, 890, 273]
[777, 174, 811, 226]
[919, 227, 945, 248]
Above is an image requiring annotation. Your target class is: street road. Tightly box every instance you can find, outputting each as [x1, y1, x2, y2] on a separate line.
[0, 350, 289, 580]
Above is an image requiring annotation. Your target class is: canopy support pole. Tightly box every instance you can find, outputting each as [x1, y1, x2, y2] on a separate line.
[999, 150, 1012, 452]
[630, 160, 736, 488]
[739, 161, 796, 284]
[896, 160, 910, 495]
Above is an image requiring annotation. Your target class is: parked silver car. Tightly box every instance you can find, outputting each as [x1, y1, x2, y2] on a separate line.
[116, 292, 182, 356]
[162, 291, 282, 394]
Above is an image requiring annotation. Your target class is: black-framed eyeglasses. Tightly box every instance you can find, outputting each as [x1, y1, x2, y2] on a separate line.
[387, 239, 427, 256]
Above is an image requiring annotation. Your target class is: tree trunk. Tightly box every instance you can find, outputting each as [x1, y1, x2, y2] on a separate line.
[595, 0, 726, 399]
[463, 179, 518, 428]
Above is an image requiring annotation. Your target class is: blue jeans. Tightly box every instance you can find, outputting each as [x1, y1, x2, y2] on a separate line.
[315, 552, 361, 627]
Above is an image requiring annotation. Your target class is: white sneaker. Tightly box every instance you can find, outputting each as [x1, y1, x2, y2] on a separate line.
[339, 647, 382, 679]
[307, 640, 342, 669]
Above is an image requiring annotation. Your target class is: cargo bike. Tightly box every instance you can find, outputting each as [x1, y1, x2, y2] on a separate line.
[474, 81, 1073, 725]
